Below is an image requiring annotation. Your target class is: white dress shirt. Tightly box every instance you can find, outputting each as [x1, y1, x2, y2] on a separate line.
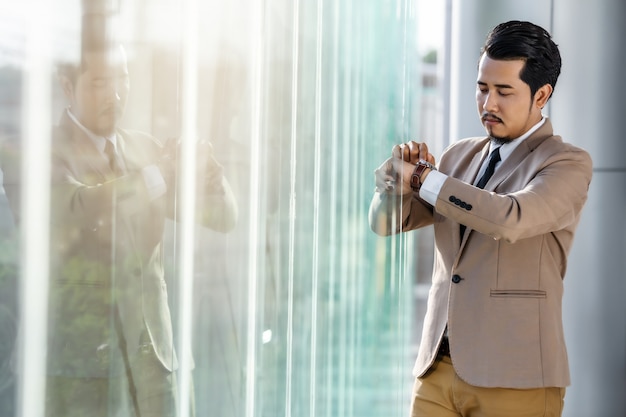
[419, 117, 546, 205]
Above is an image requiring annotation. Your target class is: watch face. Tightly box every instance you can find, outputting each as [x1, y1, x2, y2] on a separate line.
[419, 159, 433, 169]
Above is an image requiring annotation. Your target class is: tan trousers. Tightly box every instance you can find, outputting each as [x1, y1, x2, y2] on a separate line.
[46, 375, 126, 417]
[410, 355, 565, 417]
[45, 348, 195, 417]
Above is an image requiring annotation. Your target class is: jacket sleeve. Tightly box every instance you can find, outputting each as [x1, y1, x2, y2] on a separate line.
[164, 142, 238, 233]
[434, 146, 592, 243]
[368, 190, 434, 236]
[50, 128, 168, 230]
[50, 161, 157, 233]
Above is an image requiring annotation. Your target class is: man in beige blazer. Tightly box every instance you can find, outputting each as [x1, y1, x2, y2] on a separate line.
[1, 33, 237, 416]
[369, 21, 592, 416]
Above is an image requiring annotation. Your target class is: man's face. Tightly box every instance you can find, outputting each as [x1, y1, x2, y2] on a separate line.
[475, 54, 549, 143]
[63, 46, 130, 137]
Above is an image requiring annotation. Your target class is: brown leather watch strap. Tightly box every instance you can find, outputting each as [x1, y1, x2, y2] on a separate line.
[410, 160, 436, 191]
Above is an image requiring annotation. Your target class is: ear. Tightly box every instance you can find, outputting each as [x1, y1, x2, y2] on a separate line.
[58, 75, 75, 102]
[534, 84, 553, 109]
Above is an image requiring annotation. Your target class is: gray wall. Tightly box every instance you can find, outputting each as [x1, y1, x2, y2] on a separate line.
[552, 0, 626, 415]
[447, 1, 626, 415]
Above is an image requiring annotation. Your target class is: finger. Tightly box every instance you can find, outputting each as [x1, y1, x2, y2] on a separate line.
[403, 144, 412, 162]
[418, 143, 430, 161]
[406, 141, 421, 163]
[393, 143, 411, 161]
[392, 143, 417, 162]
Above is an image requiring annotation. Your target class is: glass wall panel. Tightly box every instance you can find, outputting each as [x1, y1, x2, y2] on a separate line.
[0, 0, 439, 416]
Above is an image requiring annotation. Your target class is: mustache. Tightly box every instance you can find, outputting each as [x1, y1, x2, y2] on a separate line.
[99, 106, 123, 117]
[481, 113, 503, 123]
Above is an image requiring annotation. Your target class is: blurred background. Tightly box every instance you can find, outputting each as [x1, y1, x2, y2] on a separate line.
[0, 0, 623, 416]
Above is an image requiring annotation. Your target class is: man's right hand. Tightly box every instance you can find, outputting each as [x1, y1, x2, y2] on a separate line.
[375, 141, 436, 194]
[391, 141, 436, 165]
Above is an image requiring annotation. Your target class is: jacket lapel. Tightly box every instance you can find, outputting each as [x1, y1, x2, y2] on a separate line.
[482, 118, 555, 192]
[58, 111, 115, 181]
[463, 143, 490, 185]
[115, 129, 143, 172]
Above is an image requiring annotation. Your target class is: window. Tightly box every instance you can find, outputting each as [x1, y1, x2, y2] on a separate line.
[0, 1, 442, 416]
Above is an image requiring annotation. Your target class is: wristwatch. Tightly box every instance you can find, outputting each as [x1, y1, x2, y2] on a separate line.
[410, 159, 437, 191]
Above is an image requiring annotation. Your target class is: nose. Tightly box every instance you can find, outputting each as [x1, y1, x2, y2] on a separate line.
[106, 78, 126, 102]
[482, 92, 498, 113]
[110, 81, 122, 101]
[102, 82, 120, 103]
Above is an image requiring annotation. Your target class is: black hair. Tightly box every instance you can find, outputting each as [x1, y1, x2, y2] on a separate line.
[57, 13, 118, 86]
[481, 20, 561, 100]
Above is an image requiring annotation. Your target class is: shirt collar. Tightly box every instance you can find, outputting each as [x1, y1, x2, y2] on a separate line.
[66, 108, 117, 154]
[489, 116, 546, 162]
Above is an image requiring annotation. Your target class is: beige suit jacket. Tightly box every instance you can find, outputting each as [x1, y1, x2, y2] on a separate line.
[1, 111, 237, 377]
[369, 119, 592, 388]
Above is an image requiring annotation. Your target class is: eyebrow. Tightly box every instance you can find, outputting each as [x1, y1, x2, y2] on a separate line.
[477, 81, 515, 89]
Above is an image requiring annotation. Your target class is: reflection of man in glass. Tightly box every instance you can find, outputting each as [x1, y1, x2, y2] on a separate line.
[3, 30, 237, 417]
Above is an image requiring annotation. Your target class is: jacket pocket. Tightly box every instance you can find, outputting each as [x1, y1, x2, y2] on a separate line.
[490, 289, 547, 298]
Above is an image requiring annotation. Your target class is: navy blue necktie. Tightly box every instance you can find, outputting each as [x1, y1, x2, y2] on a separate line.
[475, 147, 501, 189]
[104, 139, 121, 175]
